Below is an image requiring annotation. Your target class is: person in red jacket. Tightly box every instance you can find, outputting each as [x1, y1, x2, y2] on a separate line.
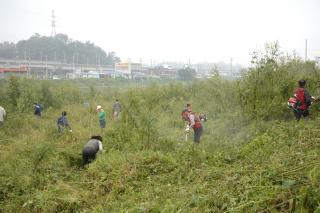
[186, 108, 203, 143]
[293, 80, 312, 120]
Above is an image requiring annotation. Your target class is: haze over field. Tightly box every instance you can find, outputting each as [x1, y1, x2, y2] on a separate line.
[0, 0, 319, 65]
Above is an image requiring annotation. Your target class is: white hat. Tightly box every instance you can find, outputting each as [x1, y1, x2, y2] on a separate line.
[96, 105, 102, 110]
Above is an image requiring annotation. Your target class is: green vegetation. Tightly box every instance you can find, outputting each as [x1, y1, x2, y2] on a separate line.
[1, 43, 320, 212]
[177, 67, 197, 80]
[0, 33, 120, 65]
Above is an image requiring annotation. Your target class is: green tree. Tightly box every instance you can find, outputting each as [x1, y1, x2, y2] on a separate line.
[7, 77, 21, 108]
[177, 67, 197, 80]
[2, 33, 121, 65]
[0, 42, 16, 58]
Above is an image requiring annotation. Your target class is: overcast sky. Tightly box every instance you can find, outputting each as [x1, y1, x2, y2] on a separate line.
[0, 0, 319, 65]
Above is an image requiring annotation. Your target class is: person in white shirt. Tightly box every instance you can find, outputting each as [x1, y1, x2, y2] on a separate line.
[0, 106, 6, 127]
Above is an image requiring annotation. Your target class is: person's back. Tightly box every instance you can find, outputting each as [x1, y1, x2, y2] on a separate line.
[57, 111, 71, 133]
[0, 106, 6, 126]
[112, 100, 121, 120]
[188, 112, 202, 130]
[112, 100, 121, 113]
[293, 80, 312, 120]
[82, 136, 103, 165]
[34, 103, 41, 117]
[57, 115, 66, 125]
[295, 88, 307, 110]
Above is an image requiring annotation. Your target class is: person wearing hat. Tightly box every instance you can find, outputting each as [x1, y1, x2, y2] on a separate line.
[0, 105, 6, 127]
[96, 105, 106, 128]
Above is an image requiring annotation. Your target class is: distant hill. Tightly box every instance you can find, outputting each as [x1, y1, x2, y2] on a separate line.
[0, 33, 120, 65]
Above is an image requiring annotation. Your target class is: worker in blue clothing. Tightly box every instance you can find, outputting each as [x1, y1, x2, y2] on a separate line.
[33, 103, 42, 118]
[57, 111, 72, 133]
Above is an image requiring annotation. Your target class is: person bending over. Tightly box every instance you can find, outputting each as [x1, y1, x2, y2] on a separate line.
[82, 135, 103, 165]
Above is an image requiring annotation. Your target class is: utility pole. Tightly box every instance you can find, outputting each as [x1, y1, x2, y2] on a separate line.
[28, 48, 31, 78]
[45, 55, 48, 79]
[230, 57, 233, 77]
[76, 54, 79, 65]
[51, 10, 56, 37]
[140, 58, 142, 73]
[305, 39, 308, 61]
[72, 55, 75, 71]
[24, 50, 27, 77]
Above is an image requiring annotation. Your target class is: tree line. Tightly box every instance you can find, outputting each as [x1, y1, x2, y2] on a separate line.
[0, 33, 120, 65]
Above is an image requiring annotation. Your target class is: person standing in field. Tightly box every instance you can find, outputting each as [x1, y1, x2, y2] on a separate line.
[57, 111, 72, 133]
[112, 99, 121, 120]
[0, 106, 6, 127]
[186, 108, 203, 144]
[96, 105, 106, 128]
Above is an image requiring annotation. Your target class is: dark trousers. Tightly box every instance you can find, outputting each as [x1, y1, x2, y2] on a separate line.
[294, 109, 309, 120]
[194, 126, 203, 143]
[82, 147, 98, 165]
[58, 125, 65, 133]
[99, 120, 106, 128]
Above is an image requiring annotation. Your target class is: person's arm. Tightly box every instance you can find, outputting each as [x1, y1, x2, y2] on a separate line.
[304, 90, 312, 106]
[64, 117, 71, 129]
[189, 114, 195, 128]
[98, 141, 103, 151]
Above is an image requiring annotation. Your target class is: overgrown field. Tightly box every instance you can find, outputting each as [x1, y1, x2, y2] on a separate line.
[1, 44, 320, 212]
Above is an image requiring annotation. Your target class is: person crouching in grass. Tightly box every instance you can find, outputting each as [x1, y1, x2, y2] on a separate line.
[82, 135, 103, 165]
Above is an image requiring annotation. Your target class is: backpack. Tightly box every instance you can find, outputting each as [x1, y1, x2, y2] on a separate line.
[294, 88, 307, 110]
